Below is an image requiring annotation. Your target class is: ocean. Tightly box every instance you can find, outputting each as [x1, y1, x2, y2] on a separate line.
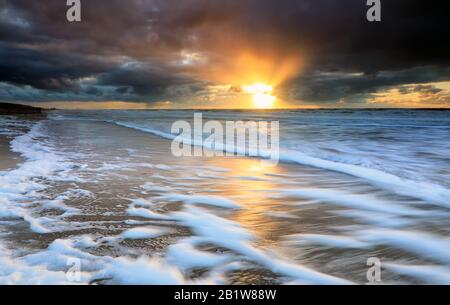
[0, 109, 449, 284]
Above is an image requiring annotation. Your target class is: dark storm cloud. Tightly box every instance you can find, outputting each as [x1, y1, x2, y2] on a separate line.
[0, 0, 449, 104]
[97, 63, 203, 97]
[0, 45, 113, 91]
[279, 66, 450, 103]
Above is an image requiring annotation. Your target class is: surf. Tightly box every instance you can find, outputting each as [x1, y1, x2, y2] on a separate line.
[110, 119, 450, 207]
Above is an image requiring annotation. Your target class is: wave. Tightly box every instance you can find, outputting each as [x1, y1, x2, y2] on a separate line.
[112, 120, 450, 207]
[0, 121, 80, 233]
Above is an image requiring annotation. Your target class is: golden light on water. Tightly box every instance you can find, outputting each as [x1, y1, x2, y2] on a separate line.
[210, 157, 281, 242]
[242, 83, 277, 109]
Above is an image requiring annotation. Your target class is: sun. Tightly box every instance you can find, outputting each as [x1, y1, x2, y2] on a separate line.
[252, 93, 276, 109]
[242, 83, 277, 109]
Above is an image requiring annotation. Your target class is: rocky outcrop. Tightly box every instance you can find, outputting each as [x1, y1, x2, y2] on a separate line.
[0, 103, 44, 115]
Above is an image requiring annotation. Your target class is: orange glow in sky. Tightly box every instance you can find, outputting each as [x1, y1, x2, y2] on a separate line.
[242, 83, 277, 109]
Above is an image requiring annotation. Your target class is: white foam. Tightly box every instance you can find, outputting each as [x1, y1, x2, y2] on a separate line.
[91, 162, 153, 172]
[332, 210, 414, 228]
[41, 199, 81, 216]
[278, 149, 450, 207]
[23, 214, 50, 234]
[24, 239, 100, 270]
[167, 239, 232, 270]
[1, 234, 225, 284]
[63, 188, 94, 199]
[154, 164, 173, 171]
[0, 122, 77, 233]
[0, 238, 108, 284]
[0, 117, 33, 137]
[0, 120, 93, 284]
[126, 206, 172, 220]
[0, 235, 186, 284]
[141, 182, 169, 193]
[114, 120, 450, 207]
[384, 263, 450, 284]
[121, 227, 166, 240]
[355, 229, 450, 264]
[281, 188, 429, 217]
[72, 235, 98, 249]
[285, 234, 369, 249]
[158, 193, 240, 209]
[131, 198, 154, 208]
[98, 256, 185, 285]
[171, 206, 351, 284]
[0, 244, 80, 285]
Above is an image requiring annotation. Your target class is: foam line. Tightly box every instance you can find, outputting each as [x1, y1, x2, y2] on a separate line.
[112, 120, 450, 207]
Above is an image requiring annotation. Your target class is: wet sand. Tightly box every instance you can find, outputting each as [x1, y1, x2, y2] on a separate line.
[0, 135, 21, 171]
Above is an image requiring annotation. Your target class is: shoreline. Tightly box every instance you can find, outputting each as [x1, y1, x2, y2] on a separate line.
[1, 111, 449, 284]
[0, 135, 21, 171]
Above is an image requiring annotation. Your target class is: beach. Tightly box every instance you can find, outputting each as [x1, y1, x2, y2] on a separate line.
[0, 110, 450, 284]
[0, 136, 20, 171]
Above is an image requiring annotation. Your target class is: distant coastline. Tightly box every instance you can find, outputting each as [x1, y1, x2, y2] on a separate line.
[0, 103, 47, 115]
[1, 102, 450, 113]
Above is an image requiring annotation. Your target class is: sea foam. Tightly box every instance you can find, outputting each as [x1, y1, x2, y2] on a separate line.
[112, 120, 450, 208]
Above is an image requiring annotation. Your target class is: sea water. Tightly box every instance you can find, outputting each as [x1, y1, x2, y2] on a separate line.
[0, 109, 449, 284]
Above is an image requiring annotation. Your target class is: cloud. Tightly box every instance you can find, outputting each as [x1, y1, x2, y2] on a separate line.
[0, 0, 449, 106]
[0, 45, 113, 91]
[367, 82, 450, 108]
[97, 62, 204, 98]
[280, 66, 450, 104]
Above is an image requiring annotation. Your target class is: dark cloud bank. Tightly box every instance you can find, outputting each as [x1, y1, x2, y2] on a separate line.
[0, 0, 449, 106]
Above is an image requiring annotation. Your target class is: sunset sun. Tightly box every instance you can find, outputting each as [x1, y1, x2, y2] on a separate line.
[242, 83, 277, 109]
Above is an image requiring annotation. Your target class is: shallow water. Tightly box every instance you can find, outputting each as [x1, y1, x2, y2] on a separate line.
[0, 110, 449, 284]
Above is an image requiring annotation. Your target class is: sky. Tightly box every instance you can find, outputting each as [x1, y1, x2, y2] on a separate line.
[0, 0, 449, 109]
